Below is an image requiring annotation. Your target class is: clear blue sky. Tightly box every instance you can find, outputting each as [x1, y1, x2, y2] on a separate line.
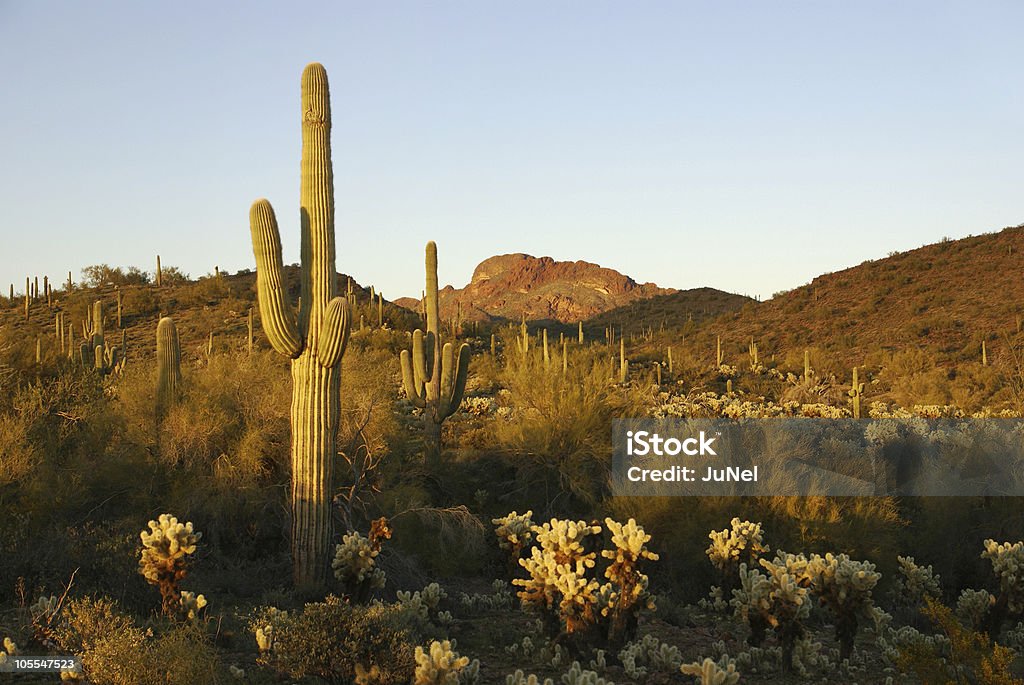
[1, 2, 1021, 302]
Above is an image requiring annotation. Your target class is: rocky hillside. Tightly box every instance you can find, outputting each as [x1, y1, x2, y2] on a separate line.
[695, 223, 1024, 366]
[394, 253, 676, 324]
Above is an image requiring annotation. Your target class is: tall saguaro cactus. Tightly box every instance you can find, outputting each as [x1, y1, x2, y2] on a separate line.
[156, 317, 181, 414]
[248, 63, 351, 590]
[400, 241, 470, 467]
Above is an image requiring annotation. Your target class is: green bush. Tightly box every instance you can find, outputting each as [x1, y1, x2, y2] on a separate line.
[253, 596, 415, 684]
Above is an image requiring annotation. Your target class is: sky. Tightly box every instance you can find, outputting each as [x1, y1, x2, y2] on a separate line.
[1, 2, 1022, 302]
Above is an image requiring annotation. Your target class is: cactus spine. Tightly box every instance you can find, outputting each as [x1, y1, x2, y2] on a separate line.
[849, 366, 864, 418]
[248, 63, 352, 590]
[399, 241, 470, 467]
[156, 317, 181, 415]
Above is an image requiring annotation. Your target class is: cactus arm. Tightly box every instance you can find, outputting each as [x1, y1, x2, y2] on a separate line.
[438, 342, 455, 414]
[400, 349, 426, 407]
[316, 297, 350, 368]
[412, 329, 428, 388]
[442, 342, 471, 420]
[250, 199, 303, 358]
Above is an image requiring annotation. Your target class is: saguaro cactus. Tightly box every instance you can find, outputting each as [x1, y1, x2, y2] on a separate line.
[248, 63, 351, 590]
[400, 241, 470, 467]
[80, 300, 123, 375]
[849, 367, 864, 418]
[156, 317, 181, 415]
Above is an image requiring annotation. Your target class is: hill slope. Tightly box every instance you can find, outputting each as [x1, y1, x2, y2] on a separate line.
[697, 223, 1024, 366]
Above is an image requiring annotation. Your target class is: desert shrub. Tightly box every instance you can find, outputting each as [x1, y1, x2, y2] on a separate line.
[121, 287, 160, 318]
[0, 410, 37, 486]
[81, 265, 150, 287]
[52, 597, 221, 685]
[897, 596, 1022, 685]
[491, 345, 645, 507]
[252, 596, 415, 684]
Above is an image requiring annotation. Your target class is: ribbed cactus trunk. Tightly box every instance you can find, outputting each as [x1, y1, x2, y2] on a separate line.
[156, 317, 181, 414]
[249, 63, 351, 591]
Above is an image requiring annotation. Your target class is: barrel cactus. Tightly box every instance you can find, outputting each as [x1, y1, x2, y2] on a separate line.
[399, 241, 470, 466]
[248, 63, 351, 589]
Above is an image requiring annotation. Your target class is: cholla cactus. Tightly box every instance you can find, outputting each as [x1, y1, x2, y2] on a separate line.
[618, 634, 682, 678]
[493, 510, 535, 567]
[253, 607, 288, 653]
[680, 656, 740, 685]
[228, 665, 246, 680]
[179, 591, 208, 623]
[893, 556, 941, 607]
[707, 519, 769, 574]
[514, 519, 602, 635]
[138, 514, 202, 614]
[706, 519, 769, 607]
[397, 582, 450, 634]
[414, 640, 480, 685]
[731, 554, 812, 671]
[805, 553, 880, 660]
[981, 539, 1024, 623]
[505, 670, 554, 685]
[598, 518, 658, 648]
[560, 661, 614, 685]
[332, 530, 386, 602]
[956, 588, 995, 631]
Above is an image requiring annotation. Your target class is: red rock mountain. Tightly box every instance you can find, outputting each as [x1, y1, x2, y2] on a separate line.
[394, 253, 676, 323]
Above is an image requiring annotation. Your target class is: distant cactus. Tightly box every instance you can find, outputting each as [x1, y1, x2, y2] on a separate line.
[399, 241, 470, 466]
[414, 640, 480, 685]
[716, 336, 723, 367]
[619, 338, 628, 383]
[680, 656, 740, 684]
[156, 317, 181, 415]
[138, 514, 201, 615]
[248, 63, 352, 589]
[849, 367, 865, 418]
[80, 300, 124, 376]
